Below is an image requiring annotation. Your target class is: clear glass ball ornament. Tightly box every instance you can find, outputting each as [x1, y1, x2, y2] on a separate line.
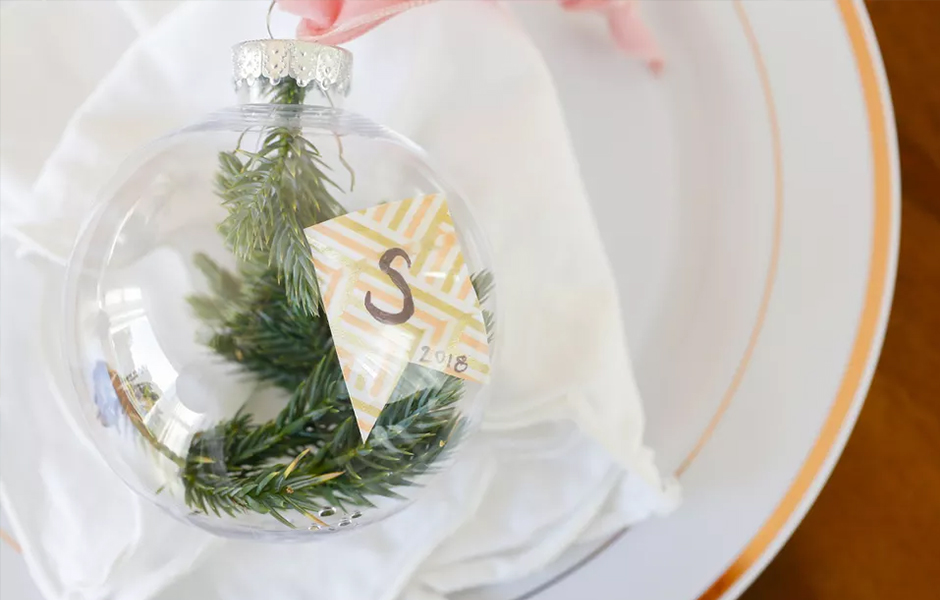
[63, 41, 495, 540]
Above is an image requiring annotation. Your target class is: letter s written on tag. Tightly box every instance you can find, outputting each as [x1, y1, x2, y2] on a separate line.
[364, 247, 415, 325]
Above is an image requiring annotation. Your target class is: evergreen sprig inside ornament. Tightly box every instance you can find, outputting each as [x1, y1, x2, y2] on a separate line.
[182, 256, 470, 524]
[215, 80, 344, 317]
[170, 78, 491, 527]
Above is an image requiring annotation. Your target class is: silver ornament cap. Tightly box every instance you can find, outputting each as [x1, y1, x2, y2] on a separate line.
[232, 39, 352, 95]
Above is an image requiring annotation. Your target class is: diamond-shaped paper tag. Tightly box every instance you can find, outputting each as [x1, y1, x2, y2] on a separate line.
[305, 194, 491, 441]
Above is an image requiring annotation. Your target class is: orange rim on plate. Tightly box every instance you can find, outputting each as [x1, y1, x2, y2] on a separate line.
[675, 0, 785, 479]
[698, 0, 896, 597]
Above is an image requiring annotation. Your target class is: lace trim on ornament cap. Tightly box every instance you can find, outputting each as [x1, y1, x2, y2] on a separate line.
[232, 39, 352, 94]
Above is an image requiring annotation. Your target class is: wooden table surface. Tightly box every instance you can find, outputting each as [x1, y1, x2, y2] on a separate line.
[741, 3, 940, 599]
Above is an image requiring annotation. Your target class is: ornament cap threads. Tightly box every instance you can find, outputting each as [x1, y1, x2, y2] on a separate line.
[232, 39, 352, 96]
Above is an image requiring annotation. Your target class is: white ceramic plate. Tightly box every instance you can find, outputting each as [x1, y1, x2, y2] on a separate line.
[462, 0, 898, 598]
[0, 1, 898, 599]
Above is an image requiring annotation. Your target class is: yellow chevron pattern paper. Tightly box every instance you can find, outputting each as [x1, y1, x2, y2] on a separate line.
[305, 194, 491, 441]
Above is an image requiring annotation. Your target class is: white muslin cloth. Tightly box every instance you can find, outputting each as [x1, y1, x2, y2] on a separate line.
[0, 1, 678, 599]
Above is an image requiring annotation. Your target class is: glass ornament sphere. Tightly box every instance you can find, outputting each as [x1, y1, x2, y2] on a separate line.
[62, 41, 495, 540]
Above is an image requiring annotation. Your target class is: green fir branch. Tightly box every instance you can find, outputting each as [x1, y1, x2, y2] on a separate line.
[183, 256, 474, 522]
[175, 78, 492, 526]
[215, 78, 344, 317]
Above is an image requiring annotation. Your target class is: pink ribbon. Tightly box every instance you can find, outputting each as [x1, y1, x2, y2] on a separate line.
[277, 0, 663, 72]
